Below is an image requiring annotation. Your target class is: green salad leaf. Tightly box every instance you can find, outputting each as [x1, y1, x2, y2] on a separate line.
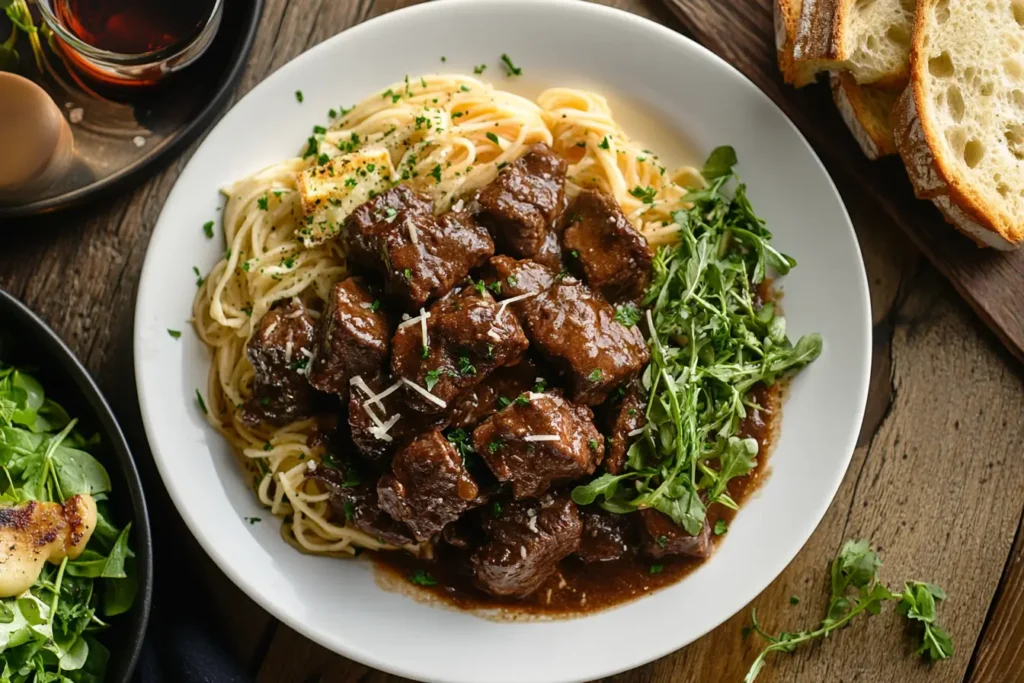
[571, 147, 822, 530]
[0, 353, 136, 681]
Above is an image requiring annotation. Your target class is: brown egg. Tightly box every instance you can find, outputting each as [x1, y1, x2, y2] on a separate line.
[0, 72, 74, 198]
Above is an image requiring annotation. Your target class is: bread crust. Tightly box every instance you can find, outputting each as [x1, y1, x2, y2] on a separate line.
[775, 0, 817, 87]
[831, 72, 897, 160]
[893, 0, 1023, 250]
[793, 0, 909, 89]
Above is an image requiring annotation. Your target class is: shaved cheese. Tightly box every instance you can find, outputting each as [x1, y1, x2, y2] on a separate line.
[401, 378, 447, 408]
[398, 310, 430, 329]
[284, 340, 294, 364]
[523, 435, 559, 442]
[487, 329, 502, 342]
[365, 378, 403, 407]
[360, 302, 373, 309]
[627, 427, 646, 437]
[349, 376, 387, 428]
[527, 515, 539, 533]
[420, 309, 429, 352]
[408, 221, 419, 246]
[300, 347, 313, 358]
[264, 321, 278, 337]
[520, 545, 527, 559]
[526, 392, 546, 401]
[496, 291, 536, 319]
[452, 199, 465, 212]
[306, 460, 317, 472]
[370, 413, 402, 442]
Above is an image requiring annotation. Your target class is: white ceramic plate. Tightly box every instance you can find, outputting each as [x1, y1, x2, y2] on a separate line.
[134, 2, 871, 681]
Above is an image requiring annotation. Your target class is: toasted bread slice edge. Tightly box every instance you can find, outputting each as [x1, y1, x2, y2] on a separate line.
[775, 0, 818, 87]
[831, 72, 898, 160]
[893, 0, 1022, 250]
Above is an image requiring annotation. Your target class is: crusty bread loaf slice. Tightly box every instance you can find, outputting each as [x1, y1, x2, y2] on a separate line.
[893, 0, 1024, 250]
[775, 0, 818, 87]
[793, 0, 914, 89]
[831, 72, 899, 159]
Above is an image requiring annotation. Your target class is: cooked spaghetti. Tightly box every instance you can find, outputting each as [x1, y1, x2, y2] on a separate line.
[192, 74, 705, 559]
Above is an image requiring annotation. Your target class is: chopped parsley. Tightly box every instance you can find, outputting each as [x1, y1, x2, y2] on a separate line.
[424, 369, 442, 391]
[588, 439, 599, 451]
[328, 108, 337, 118]
[313, 125, 326, 134]
[614, 302, 641, 328]
[629, 185, 657, 204]
[317, 153, 330, 165]
[370, 299, 381, 312]
[430, 164, 443, 183]
[295, 90, 304, 103]
[473, 64, 487, 74]
[497, 396, 511, 409]
[193, 266, 205, 287]
[789, 595, 800, 605]
[458, 356, 477, 376]
[656, 535, 668, 548]
[506, 275, 518, 288]
[167, 329, 182, 339]
[500, 53, 522, 76]
[440, 56, 447, 63]
[257, 195, 269, 211]
[714, 520, 729, 535]
[202, 220, 214, 238]
[486, 132, 501, 145]
[244, 517, 262, 525]
[649, 564, 664, 575]
[195, 389, 208, 414]
[488, 440, 503, 454]
[487, 281, 502, 295]
[513, 394, 530, 407]
[492, 502, 502, 517]
[587, 368, 603, 382]
[403, 268, 413, 280]
[598, 136, 610, 150]
[533, 378, 547, 392]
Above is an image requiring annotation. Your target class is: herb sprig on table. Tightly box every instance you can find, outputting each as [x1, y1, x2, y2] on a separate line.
[0, 357, 136, 681]
[571, 147, 822, 534]
[745, 540, 954, 681]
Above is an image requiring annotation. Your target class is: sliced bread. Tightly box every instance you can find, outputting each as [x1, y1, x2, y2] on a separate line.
[893, 0, 1024, 250]
[793, 0, 915, 88]
[831, 72, 899, 159]
[776, 0, 818, 87]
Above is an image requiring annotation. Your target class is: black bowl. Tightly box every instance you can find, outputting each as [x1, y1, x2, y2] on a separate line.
[0, 289, 153, 682]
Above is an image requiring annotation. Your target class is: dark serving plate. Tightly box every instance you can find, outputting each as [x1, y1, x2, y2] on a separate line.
[0, 0, 263, 219]
[0, 289, 153, 682]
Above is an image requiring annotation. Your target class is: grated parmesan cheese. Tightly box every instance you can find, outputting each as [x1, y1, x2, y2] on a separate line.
[523, 434, 559, 442]
[496, 291, 536, 319]
[398, 310, 431, 329]
[401, 378, 447, 408]
[452, 199, 465, 212]
[365, 378, 403, 407]
[520, 545, 527, 559]
[408, 221, 419, 246]
[627, 427, 645, 437]
[284, 340, 294, 364]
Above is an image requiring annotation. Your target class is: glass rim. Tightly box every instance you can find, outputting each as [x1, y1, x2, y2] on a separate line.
[34, 0, 224, 66]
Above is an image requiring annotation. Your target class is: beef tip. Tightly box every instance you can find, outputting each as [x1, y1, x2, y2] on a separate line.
[563, 189, 653, 303]
[520, 278, 649, 405]
[307, 277, 391, 397]
[475, 144, 567, 269]
[448, 357, 545, 430]
[392, 286, 528, 415]
[343, 186, 493, 308]
[472, 391, 603, 499]
[604, 380, 647, 474]
[637, 509, 711, 560]
[348, 374, 448, 468]
[377, 429, 482, 541]
[309, 464, 414, 547]
[241, 301, 320, 426]
[481, 256, 556, 301]
[472, 494, 582, 598]
[577, 507, 635, 563]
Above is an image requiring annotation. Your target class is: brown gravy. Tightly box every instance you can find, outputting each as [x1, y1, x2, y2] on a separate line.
[369, 383, 779, 616]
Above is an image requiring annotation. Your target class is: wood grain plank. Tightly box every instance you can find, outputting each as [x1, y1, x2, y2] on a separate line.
[966, 517, 1024, 683]
[660, 0, 1024, 367]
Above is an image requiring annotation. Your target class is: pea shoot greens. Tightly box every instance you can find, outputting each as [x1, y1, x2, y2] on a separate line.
[571, 147, 822, 535]
[0, 357, 136, 682]
[745, 540, 953, 681]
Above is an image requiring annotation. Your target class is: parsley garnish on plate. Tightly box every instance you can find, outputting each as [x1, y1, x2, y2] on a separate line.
[409, 570, 438, 586]
[202, 220, 214, 238]
[167, 329, 182, 339]
[500, 53, 522, 76]
[295, 90, 304, 103]
[744, 540, 953, 682]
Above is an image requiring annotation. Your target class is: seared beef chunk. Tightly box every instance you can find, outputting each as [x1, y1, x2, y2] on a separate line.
[307, 277, 391, 397]
[472, 495, 582, 598]
[343, 186, 493, 308]
[448, 357, 543, 430]
[520, 278, 649, 405]
[241, 301, 319, 426]
[348, 374, 447, 467]
[475, 144, 567, 269]
[604, 380, 647, 474]
[377, 429, 481, 541]
[392, 286, 528, 415]
[480, 256, 556, 301]
[472, 392, 603, 499]
[578, 508, 634, 563]
[563, 189, 653, 303]
[310, 464, 414, 547]
[637, 509, 711, 560]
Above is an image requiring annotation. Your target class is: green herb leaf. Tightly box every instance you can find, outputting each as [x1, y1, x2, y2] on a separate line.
[202, 221, 214, 238]
[295, 90, 304, 103]
[701, 145, 738, 180]
[614, 303, 641, 328]
[409, 570, 438, 586]
[500, 53, 522, 76]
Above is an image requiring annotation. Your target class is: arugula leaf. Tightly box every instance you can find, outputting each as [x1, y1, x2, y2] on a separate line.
[744, 540, 953, 681]
[701, 145, 738, 180]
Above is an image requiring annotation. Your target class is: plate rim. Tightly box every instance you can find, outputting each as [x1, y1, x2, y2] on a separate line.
[133, 1, 872, 680]
[0, 0, 264, 219]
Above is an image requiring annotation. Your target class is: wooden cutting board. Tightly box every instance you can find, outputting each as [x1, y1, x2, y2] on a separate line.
[661, 0, 1024, 364]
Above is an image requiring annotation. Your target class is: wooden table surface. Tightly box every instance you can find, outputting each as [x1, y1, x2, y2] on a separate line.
[3, 1, 1024, 681]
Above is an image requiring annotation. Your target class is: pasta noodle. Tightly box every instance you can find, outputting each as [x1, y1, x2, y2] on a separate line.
[192, 74, 706, 559]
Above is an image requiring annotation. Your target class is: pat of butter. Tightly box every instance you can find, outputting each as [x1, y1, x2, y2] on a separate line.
[296, 148, 395, 248]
